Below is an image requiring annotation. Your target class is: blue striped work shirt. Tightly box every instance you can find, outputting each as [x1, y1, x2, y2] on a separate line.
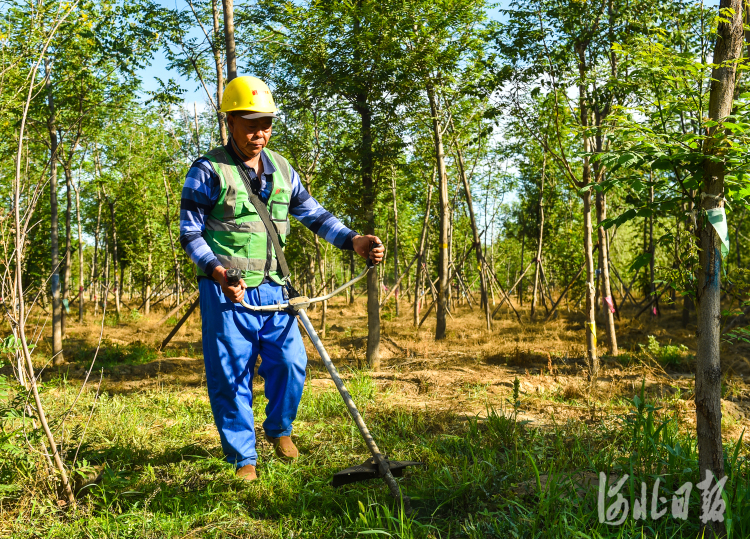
[179, 143, 358, 278]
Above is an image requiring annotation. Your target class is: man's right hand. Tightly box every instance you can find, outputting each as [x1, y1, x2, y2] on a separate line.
[212, 265, 247, 303]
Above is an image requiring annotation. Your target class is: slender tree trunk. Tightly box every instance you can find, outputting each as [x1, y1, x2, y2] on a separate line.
[46, 60, 63, 365]
[427, 84, 449, 340]
[696, 3, 742, 535]
[108, 198, 121, 317]
[103, 240, 109, 314]
[13, 74, 75, 506]
[163, 175, 181, 305]
[353, 94, 380, 369]
[222, 0, 236, 81]
[414, 182, 434, 326]
[73, 180, 84, 322]
[90, 190, 102, 303]
[596, 189, 618, 355]
[649, 178, 657, 316]
[119, 262, 125, 309]
[391, 170, 399, 317]
[576, 44, 598, 382]
[531, 153, 546, 319]
[453, 129, 490, 329]
[145, 238, 153, 315]
[519, 221, 525, 306]
[211, 0, 228, 144]
[315, 235, 327, 337]
[349, 249, 355, 304]
[583, 189, 598, 382]
[61, 164, 72, 337]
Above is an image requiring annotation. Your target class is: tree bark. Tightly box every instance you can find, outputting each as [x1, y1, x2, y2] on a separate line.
[531, 153, 546, 319]
[427, 84, 449, 340]
[518, 218, 525, 306]
[163, 175, 181, 306]
[73, 179, 84, 322]
[391, 170, 400, 317]
[107, 197, 121, 317]
[696, 2, 743, 535]
[14, 61, 75, 505]
[61, 164, 72, 337]
[353, 94, 380, 369]
[46, 59, 63, 365]
[649, 178, 657, 315]
[222, 0, 237, 81]
[583, 189, 598, 382]
[211, 0, 228, 144]
[453, 127, 490, 329]
[90, 189, 102, 302]
[576, 41, 598, 382]
[414, 182, 434, 326]
[596, 185, 618, 355]
[315, 235, 327, 337]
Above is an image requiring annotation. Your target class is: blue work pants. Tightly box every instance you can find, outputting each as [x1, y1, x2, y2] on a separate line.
[199, 278, 307, 469]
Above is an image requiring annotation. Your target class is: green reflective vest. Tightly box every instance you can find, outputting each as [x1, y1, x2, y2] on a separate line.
[196, 145, 292, 288]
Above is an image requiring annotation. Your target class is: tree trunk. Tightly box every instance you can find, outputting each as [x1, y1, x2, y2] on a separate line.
[349, 249, 355, 304]
[222, 0, 237, 81]
[414, 182, 433, 326]
[576, 43, 598, 382]
[391, 170, 399, 317]
[354, 95, 380, 369]
[90, 189, 102, 303]
[163, 175, 181, 306]
[696, 2, 742, 535]
[649, 179, 657, 316]
[583, 189, 598, 382]
[596, 189, 618, 355]
[519, 220, 525, 306]
[73, 179, 84, 322]
[145, 237, 153, 315]
[108, 198, 121, 317]
[62, 164, 72, 337]
[315, 235, 327, 337]
[531, 153, 546, 319]
[211, 0, 228, 144]
[46, 59, 63, 365]
[427, 84, 449, 340]
[103, 239, 109, 314]
[452, 128, 490, 329]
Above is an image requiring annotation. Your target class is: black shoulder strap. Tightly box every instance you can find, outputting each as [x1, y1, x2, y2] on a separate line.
[234, 163, 291, 281]
[265, 149, 291, 186]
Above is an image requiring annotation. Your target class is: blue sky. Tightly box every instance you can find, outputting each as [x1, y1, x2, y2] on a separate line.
[138, 0, 513, 108]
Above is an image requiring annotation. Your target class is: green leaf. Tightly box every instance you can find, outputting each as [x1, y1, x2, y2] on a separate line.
[630, 253, 653, 272]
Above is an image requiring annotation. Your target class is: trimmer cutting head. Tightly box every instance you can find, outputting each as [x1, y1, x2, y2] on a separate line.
[332, 457, 424, 487]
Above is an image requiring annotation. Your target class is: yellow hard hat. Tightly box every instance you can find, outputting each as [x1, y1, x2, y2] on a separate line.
[220, 76, 278, 118]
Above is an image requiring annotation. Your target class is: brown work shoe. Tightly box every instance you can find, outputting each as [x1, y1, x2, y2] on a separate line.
[236, 464, 257, 481]
[265, 435, 299, 460]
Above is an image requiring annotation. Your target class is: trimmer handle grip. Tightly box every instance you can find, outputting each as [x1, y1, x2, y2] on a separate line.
[367, 242, 383, 268]
[225, 267, 242, 286]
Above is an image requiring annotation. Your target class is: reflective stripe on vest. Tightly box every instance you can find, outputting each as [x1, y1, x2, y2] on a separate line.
[197, 146, 293, 288]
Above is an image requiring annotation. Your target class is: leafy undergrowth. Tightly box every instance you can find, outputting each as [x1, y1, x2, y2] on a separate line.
[1, 371, 748, 538]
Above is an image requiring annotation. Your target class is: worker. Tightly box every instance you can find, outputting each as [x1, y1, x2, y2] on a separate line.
[179, 76, 384, 481]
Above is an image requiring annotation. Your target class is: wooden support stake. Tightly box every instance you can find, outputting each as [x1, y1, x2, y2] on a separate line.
[159, 296, 200, 351]
[158, 290, 199, 326]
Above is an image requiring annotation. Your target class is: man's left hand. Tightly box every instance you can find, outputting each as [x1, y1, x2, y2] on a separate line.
[353, 235, 385, 265]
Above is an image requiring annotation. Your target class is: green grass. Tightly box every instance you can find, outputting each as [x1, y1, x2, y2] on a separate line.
[72, 342, 158, 366]
[1, 370, 749, 537]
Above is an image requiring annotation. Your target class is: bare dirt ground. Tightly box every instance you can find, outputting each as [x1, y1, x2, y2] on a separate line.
[21, 293, 750, 441]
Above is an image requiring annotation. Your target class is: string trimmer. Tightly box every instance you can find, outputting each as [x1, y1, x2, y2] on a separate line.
[226, 259, 422, 511]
